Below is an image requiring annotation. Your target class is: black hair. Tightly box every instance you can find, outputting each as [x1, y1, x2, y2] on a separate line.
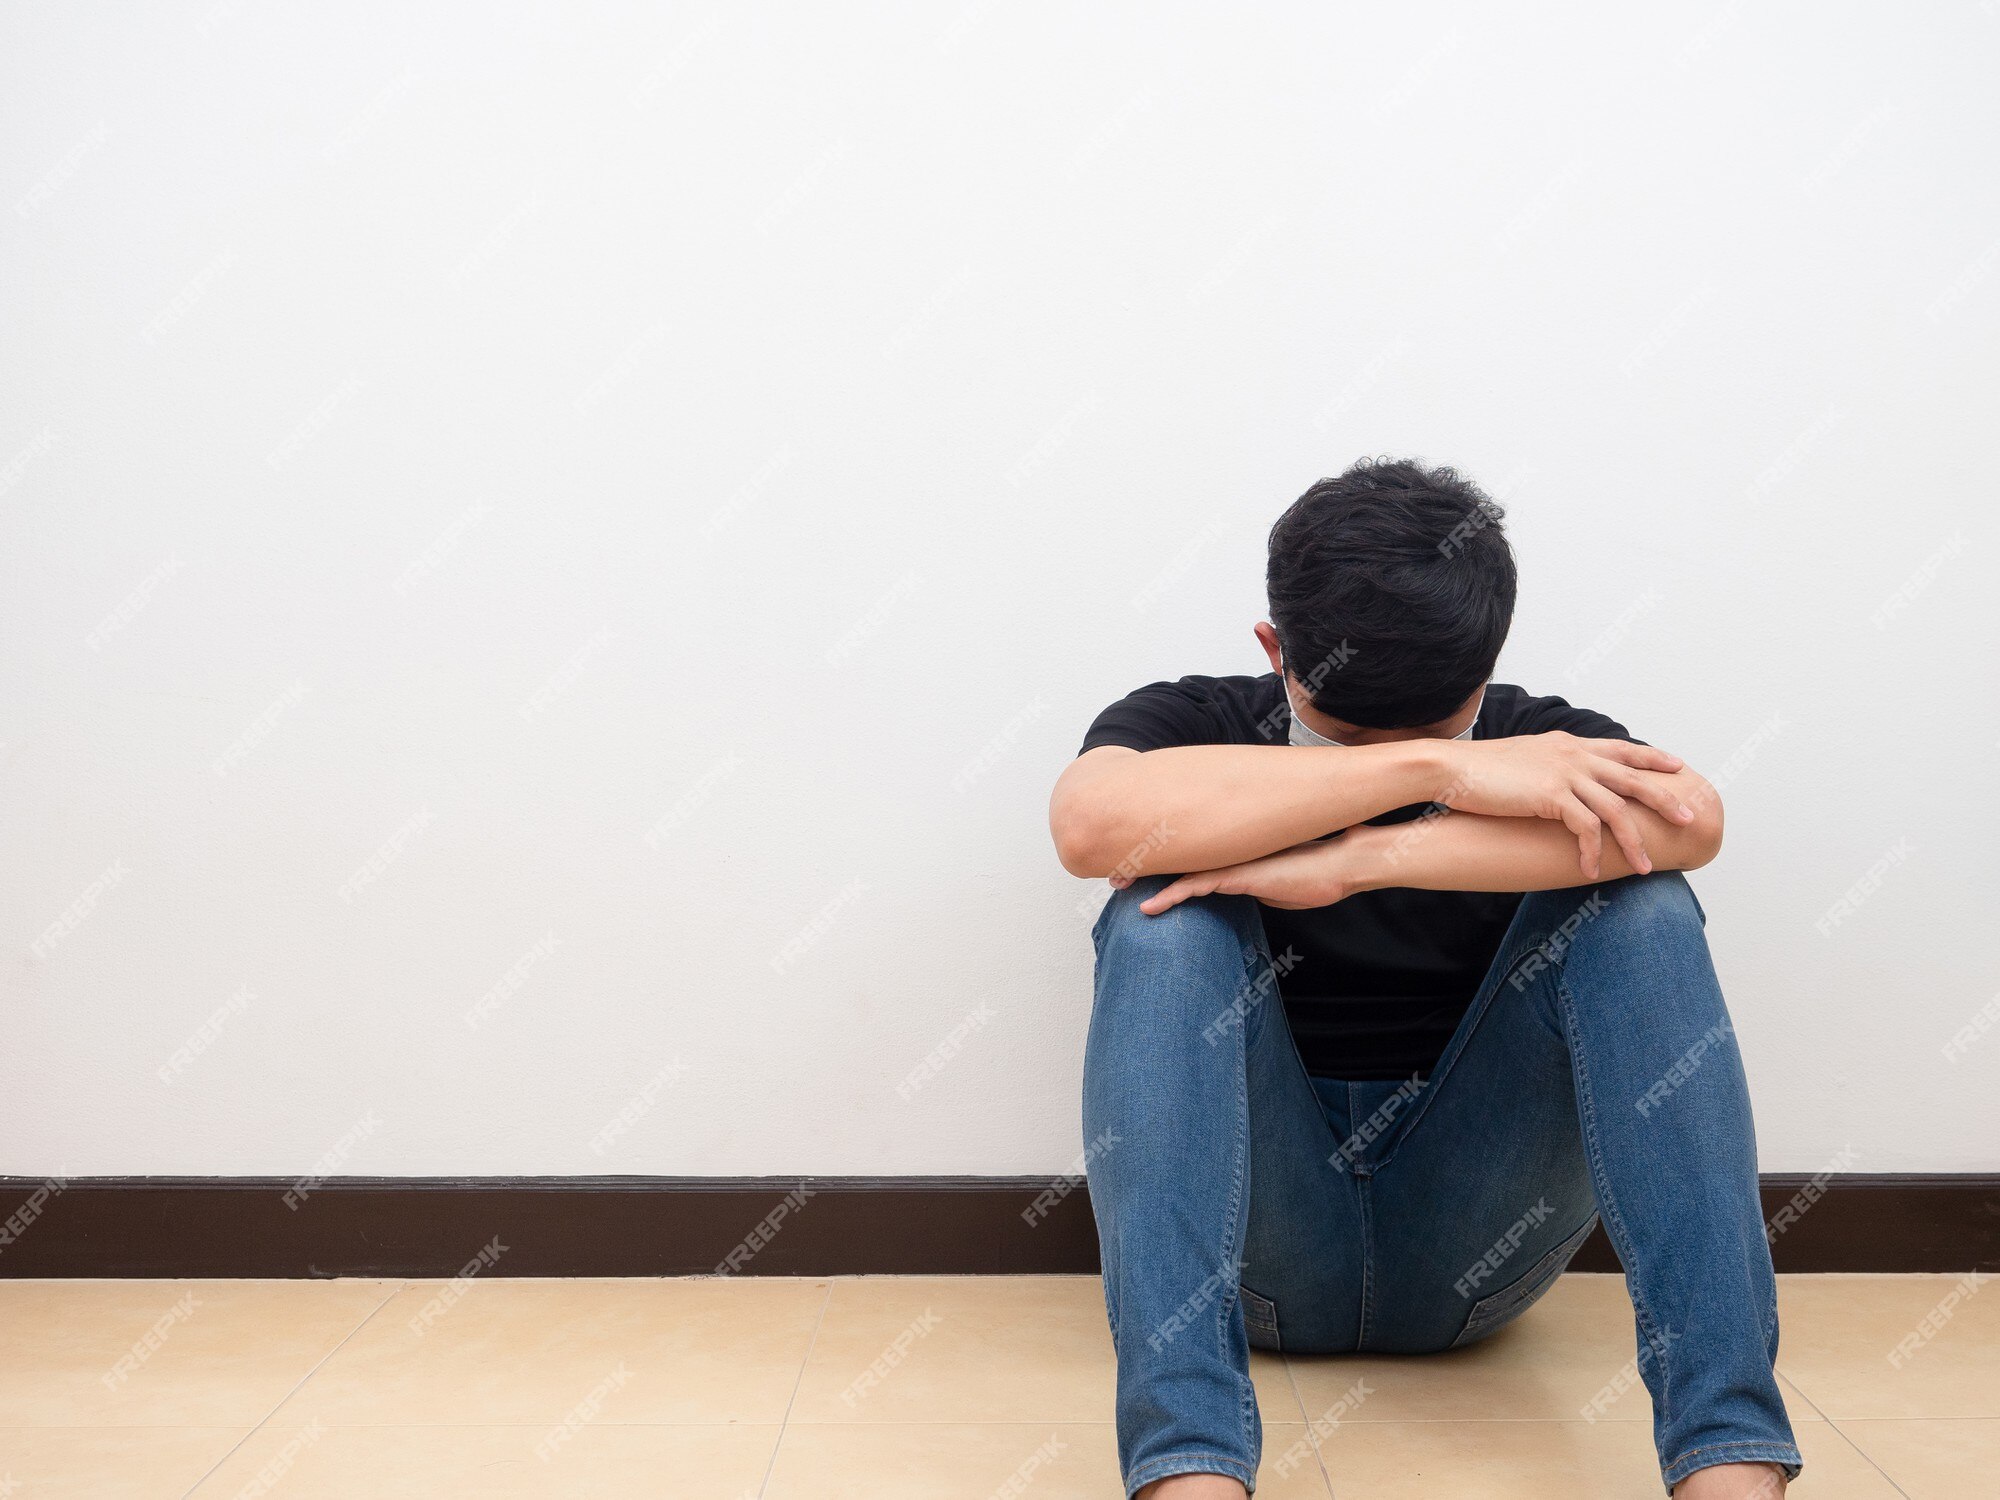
[1266, 457, 1516, 729]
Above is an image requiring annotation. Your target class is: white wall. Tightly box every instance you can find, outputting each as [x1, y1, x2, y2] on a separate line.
[3, 1, 1995, 1179]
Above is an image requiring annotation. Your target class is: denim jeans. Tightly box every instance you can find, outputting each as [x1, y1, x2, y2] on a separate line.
[1083, 871, 1801, 1495]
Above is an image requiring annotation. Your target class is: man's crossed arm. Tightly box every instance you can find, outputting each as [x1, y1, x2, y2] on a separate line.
[1048, 732, 1723, 914]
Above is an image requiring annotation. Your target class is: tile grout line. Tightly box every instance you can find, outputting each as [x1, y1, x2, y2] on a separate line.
[176, 1278, 408, 1500]
[1819, 1425, 1914, 1500]
[1282, 1355, 1340, 1499]
[1779, 1374, 1915, 1500]
[753, 1280, 834, 1500]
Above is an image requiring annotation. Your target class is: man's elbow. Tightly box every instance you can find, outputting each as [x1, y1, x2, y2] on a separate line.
[1049, 798, 1112, 879]
[1674, 774, 1724, 869]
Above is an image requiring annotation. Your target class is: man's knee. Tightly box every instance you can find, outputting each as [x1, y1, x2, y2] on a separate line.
[1089, 881, 1266, 1052]
[1093, 877, 1256, 968]
[1508, 874, 1710, 1011]
[1523, 870, 1701, 956]
[1593, 870, 1704, 939]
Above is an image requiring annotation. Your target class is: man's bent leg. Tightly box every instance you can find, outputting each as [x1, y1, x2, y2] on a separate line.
[1527, 873, 1798, 1490]
[1084, 876, 1357, 1496]
[1360, 873, 1798, 1491]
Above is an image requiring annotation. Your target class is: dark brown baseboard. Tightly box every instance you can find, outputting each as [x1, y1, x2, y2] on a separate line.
[0, 1175, 1992, 1278]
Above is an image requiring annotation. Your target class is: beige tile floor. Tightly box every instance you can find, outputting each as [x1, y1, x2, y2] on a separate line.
[0, 1272, 1988, 1497]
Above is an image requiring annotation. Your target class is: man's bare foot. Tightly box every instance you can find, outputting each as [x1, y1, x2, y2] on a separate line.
[1673, 1460, 1788, 1499]
[1136, 1474, 1249, 1500]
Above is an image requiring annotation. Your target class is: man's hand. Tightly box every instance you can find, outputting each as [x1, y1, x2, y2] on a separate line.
[1434, 732, 1693, 880]
[1134, 837, 1358, 916]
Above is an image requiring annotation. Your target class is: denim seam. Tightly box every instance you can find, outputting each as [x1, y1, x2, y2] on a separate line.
[1660, 1440, 1803, 1489]
[1358, 1173, 1376, 1349]
[1349, 1081, 1376, 1348]
[1125, 1450, 1257, 1495]
[1452, 1213, 1600, 1348]
[1218, 930, 1257, 1464]
[1555, 970, 1675, 1435]
[1666, 1440, 1804, 1461]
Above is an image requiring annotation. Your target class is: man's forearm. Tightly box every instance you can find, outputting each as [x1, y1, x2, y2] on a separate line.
[1345, 782, 1721, 895]
[1050, 741, 1448, 879]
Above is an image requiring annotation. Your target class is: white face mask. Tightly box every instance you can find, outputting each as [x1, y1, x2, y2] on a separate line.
[1282, 668, 1483, 749]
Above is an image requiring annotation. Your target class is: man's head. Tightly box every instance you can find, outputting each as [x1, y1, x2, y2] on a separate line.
[1257, 457, 1515, 740]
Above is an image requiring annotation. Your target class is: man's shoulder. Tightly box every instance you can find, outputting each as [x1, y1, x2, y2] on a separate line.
[1128, 671, 1281, 702]
[1480, 681, 1535, 719]
[1082, 671, 1286, 752]
[1146, 673, 1283, 722]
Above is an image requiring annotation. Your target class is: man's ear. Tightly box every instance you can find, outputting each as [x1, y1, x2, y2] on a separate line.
[1254, 621, 1284, 676]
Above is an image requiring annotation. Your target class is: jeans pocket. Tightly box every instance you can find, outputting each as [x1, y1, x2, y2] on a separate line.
[1239, 1284, 1281, 1351]
[1450, 1215, 1599, 1349]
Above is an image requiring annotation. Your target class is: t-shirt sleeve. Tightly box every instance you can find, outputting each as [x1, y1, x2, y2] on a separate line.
[1079, 679, 1222, 754]
[1499, 690, 1641, 744]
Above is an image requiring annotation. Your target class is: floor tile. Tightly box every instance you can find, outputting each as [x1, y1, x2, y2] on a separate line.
[1306, 1417, 1896, 1498]
[1836, 1419, 2000, 1499]
[0, 1280, 396, 1426]
[1256, 1350, 1305, 1421]
[0, 1427, 248, 1499]
[268, 1277, 828, 1427]
[786, 1275, 1299, 1426]
[6, 1272, 1982, 1496]
[186, 1420, 781, 1499]
[764, 1422, 1333, 1498]
[1776, 1274, 2000, 1419]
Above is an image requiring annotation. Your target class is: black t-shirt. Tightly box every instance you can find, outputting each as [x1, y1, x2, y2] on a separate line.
[1079, 674, 1635, 1081]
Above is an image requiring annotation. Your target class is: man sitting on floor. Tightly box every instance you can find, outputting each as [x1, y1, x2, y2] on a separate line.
[1049, 458, 1797, 1499]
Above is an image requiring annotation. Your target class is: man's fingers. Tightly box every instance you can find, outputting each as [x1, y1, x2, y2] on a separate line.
[1593, 761, 1693, 824]
[1576, 779, 1651, 875]
[1593, 740, 1683, 773]
[1139, 873, 1213, 915]
[1557, 795, 1604, 881]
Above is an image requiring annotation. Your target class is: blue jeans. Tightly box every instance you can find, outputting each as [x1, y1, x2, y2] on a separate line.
[1083, 872, 1801, 1495]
